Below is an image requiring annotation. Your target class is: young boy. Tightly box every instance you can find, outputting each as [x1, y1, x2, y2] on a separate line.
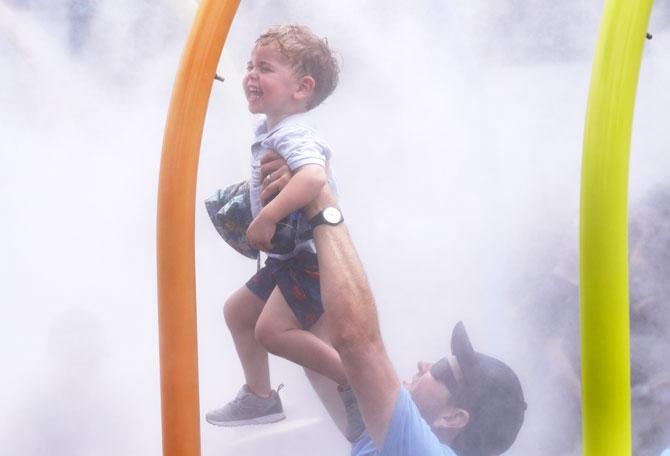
[206, 25, 356, 436]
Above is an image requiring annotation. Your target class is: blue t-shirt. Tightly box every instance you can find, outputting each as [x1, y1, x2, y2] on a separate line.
[351, 387, 458, 456]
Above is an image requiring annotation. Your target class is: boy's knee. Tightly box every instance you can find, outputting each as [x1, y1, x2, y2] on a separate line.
[254, 321, 280, 353]
[223, 296, 245, 329]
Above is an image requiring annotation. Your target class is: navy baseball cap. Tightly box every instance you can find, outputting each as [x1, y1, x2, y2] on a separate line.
[430, 322, 526, 455]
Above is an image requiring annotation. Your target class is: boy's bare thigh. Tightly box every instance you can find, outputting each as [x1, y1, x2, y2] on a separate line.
[256, 287, 302, 334]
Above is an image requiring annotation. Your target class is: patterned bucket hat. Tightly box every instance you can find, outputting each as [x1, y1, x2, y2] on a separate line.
[205, 180, 259, 260]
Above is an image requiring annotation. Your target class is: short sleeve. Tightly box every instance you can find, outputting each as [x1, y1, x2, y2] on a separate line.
[379, 387, 457, 456]
[264, 125, 328, 171]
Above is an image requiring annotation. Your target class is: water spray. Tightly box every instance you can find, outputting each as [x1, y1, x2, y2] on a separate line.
[156, 0, 655, 454]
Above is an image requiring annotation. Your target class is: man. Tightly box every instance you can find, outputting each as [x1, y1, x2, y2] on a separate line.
[260, 153, 527, 455]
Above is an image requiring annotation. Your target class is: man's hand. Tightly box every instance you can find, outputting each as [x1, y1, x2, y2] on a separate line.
[246, 212, 278, 252]
[260, 150, 291, 205]
[259, 150, 332, 215]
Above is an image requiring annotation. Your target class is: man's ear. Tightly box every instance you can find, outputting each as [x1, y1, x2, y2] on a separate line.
[434, 407, 470, 432]
[294, 75, 316, 101]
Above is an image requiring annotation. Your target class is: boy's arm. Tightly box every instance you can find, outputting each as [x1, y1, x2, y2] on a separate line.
[262, 164, 327, 221]
[247, 164, 327, 252]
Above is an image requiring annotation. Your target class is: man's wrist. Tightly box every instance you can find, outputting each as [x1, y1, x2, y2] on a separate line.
[309, 207, 344, 232]
[304, 185, 338, 220]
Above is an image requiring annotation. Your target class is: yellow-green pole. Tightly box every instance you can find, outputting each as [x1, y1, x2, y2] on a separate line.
[156, 1, 240, 455]
[580, 0, 653, 454]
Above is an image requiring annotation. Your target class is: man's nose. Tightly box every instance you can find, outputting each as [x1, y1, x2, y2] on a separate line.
[417, 361, 432, 374]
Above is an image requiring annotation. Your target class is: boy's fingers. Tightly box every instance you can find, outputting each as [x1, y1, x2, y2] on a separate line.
[254, 240, 272, 252]
[247, 232, 273, 252]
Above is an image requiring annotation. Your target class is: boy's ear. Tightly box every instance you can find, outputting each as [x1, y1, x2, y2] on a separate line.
[294, 75, 316, 101]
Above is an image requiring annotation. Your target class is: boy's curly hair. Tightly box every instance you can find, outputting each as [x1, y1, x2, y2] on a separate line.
[256, 24, 339, 110]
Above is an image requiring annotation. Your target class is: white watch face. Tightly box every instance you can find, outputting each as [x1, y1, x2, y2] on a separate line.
[323, 207, 342, 224]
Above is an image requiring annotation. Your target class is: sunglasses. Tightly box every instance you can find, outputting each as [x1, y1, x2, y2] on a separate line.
[430, 357, 461, 394]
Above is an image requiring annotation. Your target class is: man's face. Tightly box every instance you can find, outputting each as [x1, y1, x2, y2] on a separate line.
[404, 359, 455, 424]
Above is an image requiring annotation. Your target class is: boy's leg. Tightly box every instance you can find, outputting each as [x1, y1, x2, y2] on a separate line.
[223, 285, 270, 396]
[206, 285, 285, 426]
[255, 287, 348, 387]
[257, 295, 365, 442]
[306, 309, 366, 443]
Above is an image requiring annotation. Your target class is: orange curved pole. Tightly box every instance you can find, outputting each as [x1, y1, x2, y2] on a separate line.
[156, 1, 240, 455]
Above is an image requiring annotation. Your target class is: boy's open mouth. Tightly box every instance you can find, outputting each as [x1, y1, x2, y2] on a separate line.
[247, 86, 263, 101]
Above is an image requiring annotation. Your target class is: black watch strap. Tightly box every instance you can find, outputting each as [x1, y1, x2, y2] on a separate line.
[309, 207, 343, 230]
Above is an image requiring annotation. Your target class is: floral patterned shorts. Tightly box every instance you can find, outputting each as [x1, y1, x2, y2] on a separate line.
[246, 250, 323, 329]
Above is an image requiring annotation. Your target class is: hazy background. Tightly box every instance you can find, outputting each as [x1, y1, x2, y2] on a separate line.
[2, 0, 669, 454]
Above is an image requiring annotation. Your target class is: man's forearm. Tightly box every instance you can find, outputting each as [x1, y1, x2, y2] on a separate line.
[311, 205, 400, 447]
[313, 224, 381, 351]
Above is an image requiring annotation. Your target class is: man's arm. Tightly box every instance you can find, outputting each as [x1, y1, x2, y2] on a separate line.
[306, 187, 401, 449]
[259, 151, 291, 204]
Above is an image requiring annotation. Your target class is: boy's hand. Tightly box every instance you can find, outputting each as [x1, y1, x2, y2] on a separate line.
[260, 150, 291, 205]
[247, 212, 277, 252]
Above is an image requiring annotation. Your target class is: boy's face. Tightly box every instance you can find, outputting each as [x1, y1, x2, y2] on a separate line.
[243, 44, 304, 122]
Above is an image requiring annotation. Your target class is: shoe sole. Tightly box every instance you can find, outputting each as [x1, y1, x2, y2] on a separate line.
[205, 412, 286, 427]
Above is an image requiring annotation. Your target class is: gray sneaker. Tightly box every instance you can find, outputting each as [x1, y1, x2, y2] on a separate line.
[206, 384, 285, 426]
[338, 387, 366, 443]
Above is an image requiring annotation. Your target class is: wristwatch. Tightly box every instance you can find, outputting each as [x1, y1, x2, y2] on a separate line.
[309, 207, 344, 229]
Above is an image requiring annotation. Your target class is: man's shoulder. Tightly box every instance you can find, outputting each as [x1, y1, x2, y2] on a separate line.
[378, 387, 457, 456]
[351, 388, 457, 456]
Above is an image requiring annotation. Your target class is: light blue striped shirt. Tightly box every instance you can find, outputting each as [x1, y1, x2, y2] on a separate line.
[249, 113, 336, 260]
